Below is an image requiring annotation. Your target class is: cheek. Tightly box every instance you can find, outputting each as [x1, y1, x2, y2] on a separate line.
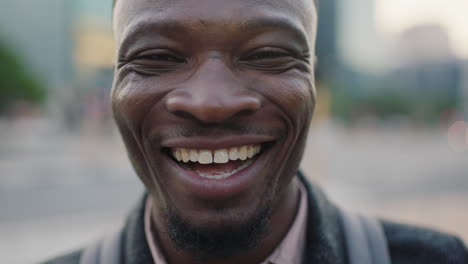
[253, 72, 316, 132]
[112, 80, 143, 127]
[111, 76, 175, 208]
[111, 77, 151, 182]
[278, 77, 315, 126]
[111, 75, 169, 184]
[111, 74, 167, 131]
[250, 72, 315, 182]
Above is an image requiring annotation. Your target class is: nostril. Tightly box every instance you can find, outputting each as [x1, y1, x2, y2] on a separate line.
[172, 110, 197, 120]
[237, 109, 257, 116]
[165, 90, 261, 123]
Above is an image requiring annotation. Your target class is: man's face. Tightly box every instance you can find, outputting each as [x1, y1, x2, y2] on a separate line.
[112, 0, 316, 253]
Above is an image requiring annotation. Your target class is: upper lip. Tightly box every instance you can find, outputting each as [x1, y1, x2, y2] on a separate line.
[160, 135, 276, 150]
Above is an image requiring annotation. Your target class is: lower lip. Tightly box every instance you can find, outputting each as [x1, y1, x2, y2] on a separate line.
[164, 150, 268, 199]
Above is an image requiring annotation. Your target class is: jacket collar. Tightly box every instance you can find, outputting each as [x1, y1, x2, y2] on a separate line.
[122, 172, 347, 264]
[298, 172, 347, 264]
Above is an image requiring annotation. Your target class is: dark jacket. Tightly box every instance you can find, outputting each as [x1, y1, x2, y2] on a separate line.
[44, 174, 468, 264]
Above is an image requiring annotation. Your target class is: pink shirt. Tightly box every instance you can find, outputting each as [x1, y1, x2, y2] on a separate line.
[144, 177, 308, 264]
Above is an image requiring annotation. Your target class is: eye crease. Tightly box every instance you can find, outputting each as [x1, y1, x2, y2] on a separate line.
[245, 51, 290, 60]
[135, 53, 185, 63]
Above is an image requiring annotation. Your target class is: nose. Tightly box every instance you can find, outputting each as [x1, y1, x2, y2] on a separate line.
[165, 59, 261, 123]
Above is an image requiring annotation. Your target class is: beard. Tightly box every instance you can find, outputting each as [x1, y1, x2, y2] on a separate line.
[164, 202, 272, 258]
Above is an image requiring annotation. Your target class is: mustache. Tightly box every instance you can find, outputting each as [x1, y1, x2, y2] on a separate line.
[152, 122, 282, 142]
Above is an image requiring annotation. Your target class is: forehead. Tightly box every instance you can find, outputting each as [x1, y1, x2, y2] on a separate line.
[113, 0, 316, 46]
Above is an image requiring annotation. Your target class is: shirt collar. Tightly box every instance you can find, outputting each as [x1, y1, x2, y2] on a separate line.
[261, 177, 308, 264]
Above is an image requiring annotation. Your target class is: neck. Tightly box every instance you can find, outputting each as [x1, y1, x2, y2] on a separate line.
[151, 181, 300, 264]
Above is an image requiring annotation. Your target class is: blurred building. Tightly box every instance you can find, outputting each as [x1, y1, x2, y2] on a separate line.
[337, 0, 395, 74]
[462, 61, 468, 117]
[316, 0, 338, 82]
[397, 24, 454, 65]
[330, 0, 465, 123]
[74, 0, 114, 72]
[388, 24, 461, 101]
[0, 0, 114, 126]
[71, 0, 114, 131]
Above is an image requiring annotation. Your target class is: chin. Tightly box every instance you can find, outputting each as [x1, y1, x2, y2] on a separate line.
[164, 194, 273, 257]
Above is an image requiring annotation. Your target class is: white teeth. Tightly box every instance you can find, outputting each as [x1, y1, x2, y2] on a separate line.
[214, 149, 229, 164]
[189, 149, 198, 162]
[181, 148, 190, 163]
[198, 150, 213, 164]
[175, 150, 182, 162]
[247, 145, 254, 158]
[229, 147, 239, 160]
[171, 144, 262, 165]
[239, 146, 248, 160]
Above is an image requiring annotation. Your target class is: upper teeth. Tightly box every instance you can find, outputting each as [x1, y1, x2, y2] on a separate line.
[172, 145, 261, 164]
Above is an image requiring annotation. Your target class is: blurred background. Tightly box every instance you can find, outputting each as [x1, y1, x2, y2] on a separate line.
[0, 0, 467, 262]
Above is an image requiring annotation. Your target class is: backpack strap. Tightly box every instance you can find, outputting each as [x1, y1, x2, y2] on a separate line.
[339, 208, 392, 264]
[80, 227, 124, 264]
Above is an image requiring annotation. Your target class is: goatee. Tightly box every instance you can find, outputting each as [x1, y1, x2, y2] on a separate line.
[165, 205, 271, 257]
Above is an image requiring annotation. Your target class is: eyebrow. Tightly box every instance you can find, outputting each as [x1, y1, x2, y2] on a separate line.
[119, 16, 308, 56]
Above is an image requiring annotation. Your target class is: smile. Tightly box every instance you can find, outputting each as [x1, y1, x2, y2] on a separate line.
[169, 145, 263, 180]
[158, 135, 276, 199]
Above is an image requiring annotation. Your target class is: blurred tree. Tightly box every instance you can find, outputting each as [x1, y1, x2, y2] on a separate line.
[0, 38, 46, 114]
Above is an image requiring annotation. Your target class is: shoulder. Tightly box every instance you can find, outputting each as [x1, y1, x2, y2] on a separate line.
[381, 220, 468, 264]
[40, 250, 82, 264]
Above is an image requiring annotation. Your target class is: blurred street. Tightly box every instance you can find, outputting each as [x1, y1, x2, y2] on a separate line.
[0, 117, 467, 263]
[0, 118, 142, 263]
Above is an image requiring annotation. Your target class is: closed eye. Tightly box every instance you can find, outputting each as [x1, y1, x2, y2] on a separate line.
[118, 49, 187, 75]
[243, 51, 289, 61]
[135, 53, 185, 63]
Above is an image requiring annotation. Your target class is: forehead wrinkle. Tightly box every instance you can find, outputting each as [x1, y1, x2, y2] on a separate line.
[118, 17, 309, 56]
[115, 0, 316, 56]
